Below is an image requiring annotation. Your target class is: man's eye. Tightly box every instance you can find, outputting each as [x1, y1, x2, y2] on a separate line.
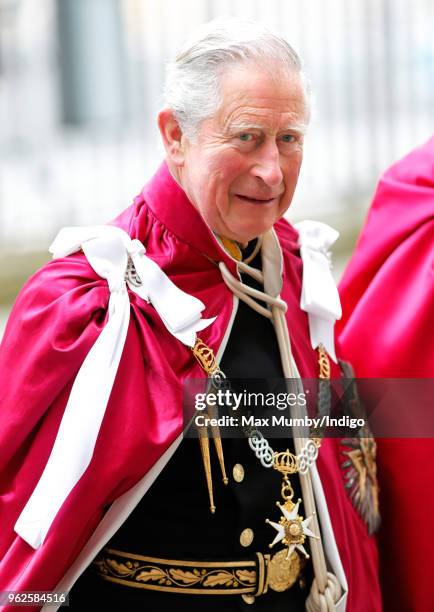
[238, 133, 254, 142]
[281, 134, 296, 143]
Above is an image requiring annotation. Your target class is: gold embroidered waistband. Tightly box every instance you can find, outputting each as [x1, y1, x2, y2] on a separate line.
[92, 546, 304, 597]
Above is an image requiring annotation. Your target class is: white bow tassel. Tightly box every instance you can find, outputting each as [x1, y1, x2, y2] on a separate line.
[295, 221, 342, 363]
[15, 226, 215, 549]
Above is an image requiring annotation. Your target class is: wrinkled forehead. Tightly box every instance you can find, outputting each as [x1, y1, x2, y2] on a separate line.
[214, 60, 309, 131]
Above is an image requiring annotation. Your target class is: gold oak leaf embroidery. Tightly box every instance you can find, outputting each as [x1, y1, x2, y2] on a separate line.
[105, 558, 135, 577]
[136, 568, 167, 582]
[169, 569, 201, 584]
[235, 570, 256, 584]
[203, 571, 236, 587]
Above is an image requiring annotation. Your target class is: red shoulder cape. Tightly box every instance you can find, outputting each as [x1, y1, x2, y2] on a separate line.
[0, 162, 380, 611]
[337, 136, 434, 610]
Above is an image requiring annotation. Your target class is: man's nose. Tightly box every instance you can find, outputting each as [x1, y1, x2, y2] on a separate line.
[251, 143, 283, 187]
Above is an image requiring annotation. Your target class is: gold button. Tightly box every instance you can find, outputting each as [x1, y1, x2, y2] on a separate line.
[242, 594, 256, 604]
[233, 463, 245, 483]
[240, 528, 254, 547]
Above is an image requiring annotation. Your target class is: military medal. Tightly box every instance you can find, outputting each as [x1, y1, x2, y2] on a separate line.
[266, 450, 318, 560]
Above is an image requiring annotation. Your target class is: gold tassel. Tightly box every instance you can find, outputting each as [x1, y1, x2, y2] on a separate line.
[192, 338, 229, 505]
[197, 423, 216, 513]
[205, 401, 229, 485]
[212, 436, 229, 485]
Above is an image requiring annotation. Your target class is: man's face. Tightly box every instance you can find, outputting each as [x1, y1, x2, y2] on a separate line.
[177, 62, 308, 245]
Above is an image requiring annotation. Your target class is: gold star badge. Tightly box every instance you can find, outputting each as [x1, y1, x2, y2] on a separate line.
[266, 450, 319, 560]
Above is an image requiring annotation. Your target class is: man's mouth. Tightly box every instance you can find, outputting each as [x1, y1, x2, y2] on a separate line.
[234, 194, 279, 205]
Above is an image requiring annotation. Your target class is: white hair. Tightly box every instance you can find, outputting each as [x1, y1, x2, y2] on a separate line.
[163, 17, 310, 141]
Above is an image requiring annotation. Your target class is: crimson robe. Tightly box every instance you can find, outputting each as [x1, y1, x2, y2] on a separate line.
[338, 135, 434, 611]
[0, 161, 381, 611]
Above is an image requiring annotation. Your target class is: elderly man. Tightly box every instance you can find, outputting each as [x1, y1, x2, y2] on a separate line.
[0, 19, 380, 611]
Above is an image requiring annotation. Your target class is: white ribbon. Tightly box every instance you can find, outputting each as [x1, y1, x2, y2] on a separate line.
[294, 220, 342, 363]
[15, 225, 215, 549]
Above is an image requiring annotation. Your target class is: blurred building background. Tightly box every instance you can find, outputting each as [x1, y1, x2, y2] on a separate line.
[0, 0, 433, 336]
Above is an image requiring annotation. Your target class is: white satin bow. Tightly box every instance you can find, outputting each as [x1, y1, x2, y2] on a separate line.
[294, 220, 342, 363]
[15, 225, 215, 549]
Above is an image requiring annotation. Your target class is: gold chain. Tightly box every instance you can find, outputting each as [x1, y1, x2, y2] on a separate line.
[310, 344, 331, 447]
[191, 338, 220, 375]
[318, 343, 331, 379]
[191, 336, 331, 511]
[191, 337, 330, 458]
[192, 338, 330, 381]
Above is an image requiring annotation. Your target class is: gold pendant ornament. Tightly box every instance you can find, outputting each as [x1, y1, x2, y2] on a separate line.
[266, 548, 304, 592]
[266, 450, 318, 560]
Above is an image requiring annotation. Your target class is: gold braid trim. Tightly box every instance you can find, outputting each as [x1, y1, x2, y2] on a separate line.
[93, 548, 257, 595]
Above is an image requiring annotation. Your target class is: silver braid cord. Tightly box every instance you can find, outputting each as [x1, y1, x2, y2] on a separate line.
[298, 439, 320, 474]
[247, 430, 274, 468]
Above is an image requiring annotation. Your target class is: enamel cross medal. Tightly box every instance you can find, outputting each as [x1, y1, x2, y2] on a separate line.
[266, 450, 318, 561]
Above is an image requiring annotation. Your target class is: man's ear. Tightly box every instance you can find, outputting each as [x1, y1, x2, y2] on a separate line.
[158, 108, 186, 166]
